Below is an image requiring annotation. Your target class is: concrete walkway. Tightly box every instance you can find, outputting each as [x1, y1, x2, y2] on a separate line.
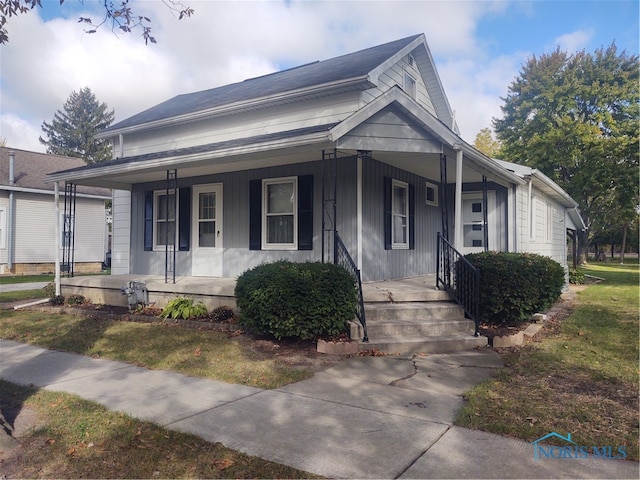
[0, 282, 48, 293]
[0, 339, 637, 479]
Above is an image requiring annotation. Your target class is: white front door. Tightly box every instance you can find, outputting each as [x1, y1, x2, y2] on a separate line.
[461, 192, 496, 254]
[192, 184, 223, 276]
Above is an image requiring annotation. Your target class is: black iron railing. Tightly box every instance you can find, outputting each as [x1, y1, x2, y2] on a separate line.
[436, 233, 480, 336]
[335, 233, 368, 342]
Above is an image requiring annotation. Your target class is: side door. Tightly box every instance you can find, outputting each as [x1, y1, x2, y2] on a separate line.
[192, 184, 223, 276]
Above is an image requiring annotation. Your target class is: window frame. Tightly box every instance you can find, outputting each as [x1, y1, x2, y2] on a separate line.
[425, 181, 438, 207]
[261, 176, 298, 250]
[153, 190, 178, 250]
[391, 179, 410, 249]
[403, 70, 417, 99]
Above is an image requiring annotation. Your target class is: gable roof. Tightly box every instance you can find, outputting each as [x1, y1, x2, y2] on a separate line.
[0, 147, 111, 198]
[98, 34, 457, 136]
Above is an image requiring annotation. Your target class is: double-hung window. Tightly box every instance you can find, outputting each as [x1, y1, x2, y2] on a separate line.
[262, 177, 297, 250]
[392, 179, 409, 249]
[154, 191, 177, 249]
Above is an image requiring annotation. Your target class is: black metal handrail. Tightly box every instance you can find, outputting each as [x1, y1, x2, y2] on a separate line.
[436, 233, 480, 336]
[334, 233, 369, 342]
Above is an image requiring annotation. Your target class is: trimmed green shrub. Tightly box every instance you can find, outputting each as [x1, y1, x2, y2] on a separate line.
[465, 252, 564, 325]
[66, 294, 85, 305]
[569, 268, 586, 284]
[161, 297, 208, 320]
[234, 261, 357, 340]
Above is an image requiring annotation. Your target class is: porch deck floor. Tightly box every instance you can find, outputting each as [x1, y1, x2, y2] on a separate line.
[61, 274, 440, 302]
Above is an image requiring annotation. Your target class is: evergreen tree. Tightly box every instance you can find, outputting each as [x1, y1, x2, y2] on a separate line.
[40, 87, 115, 164]
[493, 44, 639, 263]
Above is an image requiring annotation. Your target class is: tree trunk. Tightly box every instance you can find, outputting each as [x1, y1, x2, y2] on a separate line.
[619, 223, 628, 264]
[578, 230, 589, 265]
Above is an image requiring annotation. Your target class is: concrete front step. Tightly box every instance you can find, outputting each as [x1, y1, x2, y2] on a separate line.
[363, 318, 476, 338]
[359, 335, 488, 355]
[362, 287, 451, 303]
[364, 301, 464, 322]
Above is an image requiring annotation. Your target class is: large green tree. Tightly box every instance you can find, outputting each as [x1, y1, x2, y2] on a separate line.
[493, 44, 639, 263]
[40, 87, 115, 165]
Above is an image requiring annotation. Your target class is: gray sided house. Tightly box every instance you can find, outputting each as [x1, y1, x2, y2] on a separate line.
[1, 147, 111, 275]
[47, 34, 584, 287]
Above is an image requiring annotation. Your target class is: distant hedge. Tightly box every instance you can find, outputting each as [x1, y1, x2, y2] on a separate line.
[465, 252, 564, 325]
[234, 261, 357, 340]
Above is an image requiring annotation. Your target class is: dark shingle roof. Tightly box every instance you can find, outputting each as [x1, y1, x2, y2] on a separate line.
[103, 34, 421, 132]
[0, 147, 111, 196]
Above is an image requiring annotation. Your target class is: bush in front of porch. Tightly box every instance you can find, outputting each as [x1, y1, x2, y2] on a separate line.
[465, 252, 564, 325]
[235, 261, 357, 341]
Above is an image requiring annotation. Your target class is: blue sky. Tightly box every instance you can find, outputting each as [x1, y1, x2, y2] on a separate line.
[1, 0, 638, 152]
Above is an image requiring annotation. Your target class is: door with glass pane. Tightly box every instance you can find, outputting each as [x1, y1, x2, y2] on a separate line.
[192, 184, 222, 276]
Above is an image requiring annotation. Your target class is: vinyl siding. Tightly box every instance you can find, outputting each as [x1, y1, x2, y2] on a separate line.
[362, 54, 437, 116]
[10, 192, 105, 263]
[119, 92, 362, 158]
[360, 157, 440, 281]
[111, 190, 131, 274]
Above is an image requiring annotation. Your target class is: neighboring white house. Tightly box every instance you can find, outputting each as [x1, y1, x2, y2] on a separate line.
[47, 34, 584, 283]
[0, 147, 111, 274]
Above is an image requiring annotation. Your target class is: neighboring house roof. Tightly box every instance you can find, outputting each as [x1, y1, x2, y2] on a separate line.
[98, 33, 457, 136]
[0, 147, 111, 198]
[495, 159, 586, 230]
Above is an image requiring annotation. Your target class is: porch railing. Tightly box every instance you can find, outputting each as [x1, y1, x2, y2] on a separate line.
[334, 233, 369, 342]
[436, 233, 480, 336]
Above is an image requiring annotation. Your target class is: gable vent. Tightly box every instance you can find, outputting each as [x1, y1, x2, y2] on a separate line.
[408, 54, 415, 66]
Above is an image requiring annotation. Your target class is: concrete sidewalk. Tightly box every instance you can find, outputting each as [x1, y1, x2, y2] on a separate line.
[0, 339, 637, 479]
[0, 282, 49, 293]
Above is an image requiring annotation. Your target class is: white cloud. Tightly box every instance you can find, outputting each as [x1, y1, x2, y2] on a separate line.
[0, 113, 44, 152]
[549, 30, 593, 54]
[0, 0, 523, 150]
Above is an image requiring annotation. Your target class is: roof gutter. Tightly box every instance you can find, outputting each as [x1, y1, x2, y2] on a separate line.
[0, 184, 111, 200]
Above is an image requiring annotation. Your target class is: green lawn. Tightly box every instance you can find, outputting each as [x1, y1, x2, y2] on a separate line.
[0, 310, 312, 389]
[456, 262, 639, 461]
[0, 274, 53, 284]
[0, 289, 48, 303]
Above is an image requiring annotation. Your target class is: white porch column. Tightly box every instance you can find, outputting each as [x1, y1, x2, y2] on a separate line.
[357, 154, 363, 275]
[54, 182, 61, 296]
[454, 146, 463, 250]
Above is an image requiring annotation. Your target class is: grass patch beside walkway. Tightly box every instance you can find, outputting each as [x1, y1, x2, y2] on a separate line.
[0, 289, 48, 303]
[0, 380, 319, 479]
[456, 262, 639, 461]
[0, 311, 312, 389]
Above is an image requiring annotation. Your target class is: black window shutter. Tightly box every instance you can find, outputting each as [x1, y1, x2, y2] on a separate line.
[298, 175, 313, 250]
[249, 179, 262, 250]
[143, 191, 153, 251]
[384, 176, 391, 250]
[409, 183, 415, 250]
[178, 187, 191, 251]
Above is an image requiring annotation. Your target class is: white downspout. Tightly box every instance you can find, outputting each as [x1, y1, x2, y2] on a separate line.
[7, 151, 15, 271]
[453, 146, 463, 250]
[54, 182, 61, 296]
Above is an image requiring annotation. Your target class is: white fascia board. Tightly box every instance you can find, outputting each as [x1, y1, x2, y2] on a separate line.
[0, 185, 110, 200]
[367, 35, 426, 83]
[47, 130, 332, 186]
[459, 144, 526, 186]
[96, 76, 371, 139]
[531, 169, 579, 208]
